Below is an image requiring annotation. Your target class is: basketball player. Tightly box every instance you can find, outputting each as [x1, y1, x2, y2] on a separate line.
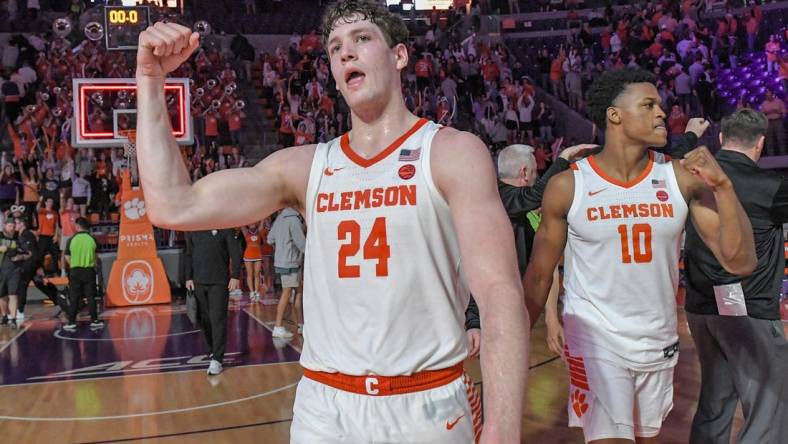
[523, 69, 757, 444]
[134, 1, 528, 442]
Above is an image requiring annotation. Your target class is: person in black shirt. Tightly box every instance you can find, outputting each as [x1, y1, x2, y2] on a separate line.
[684, 109, 788, 444]
[184, 229, 241, 376]
[0, 219, 30, 329]
[13, 217, 37, 325]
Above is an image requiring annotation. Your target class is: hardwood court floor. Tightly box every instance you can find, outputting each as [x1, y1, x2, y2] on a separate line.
[1, 296, 784, 443]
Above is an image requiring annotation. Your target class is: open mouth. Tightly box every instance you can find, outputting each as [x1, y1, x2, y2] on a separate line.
[345, 69, 366, 87]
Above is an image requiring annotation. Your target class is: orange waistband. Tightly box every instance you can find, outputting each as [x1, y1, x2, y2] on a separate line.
[302, 362, 464, 396]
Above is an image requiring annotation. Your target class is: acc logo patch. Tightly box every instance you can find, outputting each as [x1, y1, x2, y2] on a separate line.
[398, 164, 416, 180]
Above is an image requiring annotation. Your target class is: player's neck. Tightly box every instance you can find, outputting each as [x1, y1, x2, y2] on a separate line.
[594, 135, 651, 183]
[347, 98, 420, 160]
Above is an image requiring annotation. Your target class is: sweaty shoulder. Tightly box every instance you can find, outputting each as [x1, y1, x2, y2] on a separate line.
[430, 127, 495, 199]
[253, 143, 317, 213]
[543, 169, 575, 217]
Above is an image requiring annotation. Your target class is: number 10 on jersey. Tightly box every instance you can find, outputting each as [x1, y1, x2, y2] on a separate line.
[338, 217, 391, 278]
[617, 223, 653, 263]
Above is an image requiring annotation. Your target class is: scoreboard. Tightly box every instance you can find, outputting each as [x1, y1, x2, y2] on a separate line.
[104, 6, 151, 51]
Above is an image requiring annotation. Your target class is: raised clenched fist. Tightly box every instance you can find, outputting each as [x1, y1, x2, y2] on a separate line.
[136, 22, 200, 79]
[680, 145, 732, 190]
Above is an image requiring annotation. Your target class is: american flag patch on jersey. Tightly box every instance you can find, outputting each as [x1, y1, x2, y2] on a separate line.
[399, 148, 421, 161]
[652, 179, 666, 189]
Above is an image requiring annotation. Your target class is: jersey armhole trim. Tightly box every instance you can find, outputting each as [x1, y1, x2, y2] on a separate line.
[566, 161, 583, 222]
[304, 142, 329, 228]
[421, 123, 451, 212]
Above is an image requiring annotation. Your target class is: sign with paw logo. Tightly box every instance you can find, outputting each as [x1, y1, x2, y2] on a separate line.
[106, 170, 171, 307]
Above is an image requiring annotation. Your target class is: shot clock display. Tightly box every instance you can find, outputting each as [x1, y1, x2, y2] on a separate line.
[104, 6, 151, 50]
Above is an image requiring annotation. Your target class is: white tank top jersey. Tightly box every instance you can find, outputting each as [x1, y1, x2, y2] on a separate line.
[563, 151, 689, 371]
[301, 118, 470, 376]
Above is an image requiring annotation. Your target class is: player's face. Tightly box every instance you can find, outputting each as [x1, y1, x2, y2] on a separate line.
[614, 83, 668, 147]
[326, 17, 406, 112]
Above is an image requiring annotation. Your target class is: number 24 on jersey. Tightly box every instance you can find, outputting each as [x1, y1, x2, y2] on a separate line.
[338, 217, 391, 278]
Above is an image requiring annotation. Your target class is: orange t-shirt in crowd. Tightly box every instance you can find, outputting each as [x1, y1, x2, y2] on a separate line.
[38, 209, 58, 236]
[415, 59, 431, 78]
[205, 114, 219, 137]
[60, 209, 79, 237]
[549, 58, 564, 82]
[229, 113, 242, 132]
[668, 114, 689, 135]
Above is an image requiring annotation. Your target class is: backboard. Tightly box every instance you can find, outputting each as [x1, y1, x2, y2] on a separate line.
[72, 78, 193, 148]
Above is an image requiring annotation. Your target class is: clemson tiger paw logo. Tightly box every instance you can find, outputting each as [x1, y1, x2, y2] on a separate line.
[124, 198, 146, 220]
[571, 389, 589, 418]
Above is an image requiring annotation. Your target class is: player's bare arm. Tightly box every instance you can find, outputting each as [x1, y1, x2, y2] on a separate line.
[673, 146, 757, 275]
[523, 170, 573, 328]
[135, 22, 313, 229]
[432, 127, 528, 442]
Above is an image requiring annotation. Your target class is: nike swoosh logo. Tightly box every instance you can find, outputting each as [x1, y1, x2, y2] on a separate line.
[588, 188, 607, 196]
[323, 167, 345, 176]
[446, 415, 465, 430]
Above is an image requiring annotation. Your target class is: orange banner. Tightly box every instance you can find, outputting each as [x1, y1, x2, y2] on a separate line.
[106, 170, 171, 307]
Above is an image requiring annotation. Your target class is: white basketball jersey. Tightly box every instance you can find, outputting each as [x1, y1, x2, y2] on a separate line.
[300, 118, 470, 376]
[563, 151, 688, 371]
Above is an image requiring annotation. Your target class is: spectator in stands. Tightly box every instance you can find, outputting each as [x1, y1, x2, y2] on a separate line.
[58, 197, 78, 277]
[745, 8, 759, 53]
[765, 34, 780, 75]
[36, 196, 58, 275]
[71, 173, 90, 217]
[668, 104, 689, 140]
[536, 101, 554, 143]
[0, 163, 19, 212]
[760, 90, 786, 157]
[675, 65, 692, 115]
[18, 162, 38, 224]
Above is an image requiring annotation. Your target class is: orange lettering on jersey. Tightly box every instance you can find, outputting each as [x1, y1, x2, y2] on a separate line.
[316, 185, 418, 213]
[340, 192, 353, 211]
[354, 189, 371, 210]
[661, 203, 673, 218]
[622, 204, 637, 218]
[399, 185, 417, 206]
[371, 188, 384, 207]
[586, 203, 675, 222]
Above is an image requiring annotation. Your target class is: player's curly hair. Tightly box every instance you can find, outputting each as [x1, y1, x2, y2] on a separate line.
[321, 0, 410, 49]
[587, 69, 657, 129]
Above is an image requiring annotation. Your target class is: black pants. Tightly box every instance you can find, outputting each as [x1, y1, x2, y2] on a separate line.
[17, 262, 36, 313]
[38, 235, 59, 272]
[67, 268, 98, 323]
[687, 313, 788, 444]
[194, 283, 230, 362]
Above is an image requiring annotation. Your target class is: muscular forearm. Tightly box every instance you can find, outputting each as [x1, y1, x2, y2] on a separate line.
[136, 76, 196, 224]
[713, 184, 757, 275]
[478, 284, 528, 441]
[524, 267, 554, 328]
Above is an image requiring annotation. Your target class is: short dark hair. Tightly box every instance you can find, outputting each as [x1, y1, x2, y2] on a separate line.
[321, 0, 409, 48]
[720, 108, 768, 148]
[75, 217, 90, 230]
[587, 69, 657, 129]
[13, 217, 26, 226]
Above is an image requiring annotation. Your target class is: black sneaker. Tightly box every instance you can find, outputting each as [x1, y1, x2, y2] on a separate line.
[1, 315, 7, 326]
[90, 319, 105, 328]
[10, 319, 18, 330]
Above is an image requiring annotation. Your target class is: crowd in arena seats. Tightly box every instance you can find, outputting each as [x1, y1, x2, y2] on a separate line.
[512, 1, 787, 153]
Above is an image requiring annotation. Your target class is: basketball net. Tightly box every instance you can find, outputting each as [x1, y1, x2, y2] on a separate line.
[119, 129, 137, 168]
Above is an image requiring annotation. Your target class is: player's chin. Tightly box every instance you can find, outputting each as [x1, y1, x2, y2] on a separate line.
[647, 131, 668, 147]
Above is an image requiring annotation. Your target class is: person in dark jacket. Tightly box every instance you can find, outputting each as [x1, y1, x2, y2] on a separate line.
[683, 109, 788, 444]
[13, 217, 38, 324]
[184, 229, 242, 376]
